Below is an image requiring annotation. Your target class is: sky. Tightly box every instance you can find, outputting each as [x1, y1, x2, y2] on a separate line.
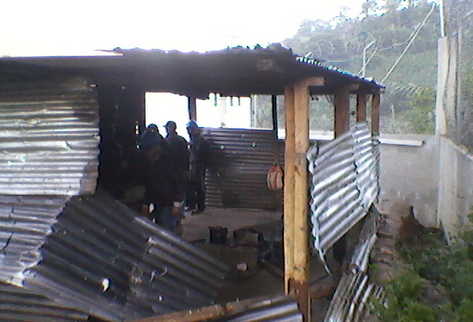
[2, 0, 365, 136]
[1, 0, 365, 56]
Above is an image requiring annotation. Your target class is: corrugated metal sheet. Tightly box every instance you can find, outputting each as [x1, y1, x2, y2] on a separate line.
[349, 208, 379, 273]
[0, 195, 68, 286]
[324, 272, 384, 322]
[0, 282, 89, 321]
[0, 78, 99, 195]
[295, 56, 384, 90]
[324, 207, 383, 322]
[307, 122, 380, 265]
[211, 295, 302, 322]
[0, 192, 229, 321]
[203, 128, 282, 210]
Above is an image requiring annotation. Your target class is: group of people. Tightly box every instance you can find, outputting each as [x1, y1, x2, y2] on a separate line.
[139, 120, 209, 232]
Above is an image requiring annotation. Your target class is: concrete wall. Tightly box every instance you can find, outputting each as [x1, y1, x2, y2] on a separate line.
[379, 134, 473, 236]
[378, 135, 439, 227]
[437, 136, 473, 239]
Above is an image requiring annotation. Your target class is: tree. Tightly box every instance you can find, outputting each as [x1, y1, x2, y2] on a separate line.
[283, 0, 440, 134]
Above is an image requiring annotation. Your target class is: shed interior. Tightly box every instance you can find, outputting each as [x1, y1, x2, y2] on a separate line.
[0, 45, 384, 321]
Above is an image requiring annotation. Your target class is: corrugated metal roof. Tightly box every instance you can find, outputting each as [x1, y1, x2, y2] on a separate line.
[0, 192, 229, 321]
[0, 78, 99, 195]
[114, 45, 385, 91]
[0, 44, 384, 98]
[203, 128, 282, 210]
[0, 282, 89, 321]
[295, 56, 384, 91]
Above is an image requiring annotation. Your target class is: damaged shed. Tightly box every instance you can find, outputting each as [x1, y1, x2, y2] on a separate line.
[0, 44, 384, 321]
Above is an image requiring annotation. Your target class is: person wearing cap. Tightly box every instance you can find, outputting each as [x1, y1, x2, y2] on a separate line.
[186, 120, 210, 213]
[140, 134, 183, 232]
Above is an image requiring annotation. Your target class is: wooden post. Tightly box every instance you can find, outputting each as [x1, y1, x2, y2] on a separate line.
[293, 80, 311, 321]
[334, 86, 351, 137]
[284, 77, 322, 322]
[371, 93, 380, 136]
[188, 96, 197, 121]
[356, 94, 367, 122]
[283, 86, 296, 294]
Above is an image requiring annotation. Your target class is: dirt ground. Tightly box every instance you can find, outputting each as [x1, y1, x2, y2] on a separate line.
[180, 207, 337, 321]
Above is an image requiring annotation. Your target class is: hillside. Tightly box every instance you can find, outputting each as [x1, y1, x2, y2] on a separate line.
[282, 0, 440, 134]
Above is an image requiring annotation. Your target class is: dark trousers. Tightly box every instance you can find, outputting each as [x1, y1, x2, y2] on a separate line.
[187, 179, 205, 211]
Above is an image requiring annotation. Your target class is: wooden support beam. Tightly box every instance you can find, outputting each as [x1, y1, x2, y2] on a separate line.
[293, 79, 311, 321]
[334, 86, 351, 138]
[134, 297, 269, 322]
[188, 96, 197, 121]
[304, 76, 325, 87]
[371, 93, 381, 136]
[356, 94, 367, 122]
[283, 86, 295, 294]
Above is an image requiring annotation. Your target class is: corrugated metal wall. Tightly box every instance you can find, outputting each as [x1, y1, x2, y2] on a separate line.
[202, 128, 283, 210]
[0, 78, 99, 195]
[307, 122, 380, 264]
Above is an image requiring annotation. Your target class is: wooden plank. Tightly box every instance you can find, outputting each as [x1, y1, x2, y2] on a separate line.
[188, 96, 197, 121]
[136, 305, 224, 322]
[334, 86, 351, 137]
[305, 76, 325, 87]
[134, 297, 265, 322]
[371, 93, 381, 136]
[356, 94, 367, 122]
[283, 86, 296, 294]
[293, 79, 311, 321]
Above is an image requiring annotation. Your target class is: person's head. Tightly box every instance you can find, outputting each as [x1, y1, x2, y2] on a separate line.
[164, 121, 177, 136]
[141, 135, 163, 162]
[186, 120, 200, 137]
[147, 123, 159, 134]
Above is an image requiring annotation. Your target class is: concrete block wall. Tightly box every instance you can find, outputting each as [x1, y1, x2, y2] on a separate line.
[378, 135, 439, 227]
[437, 136, 473, 239]
[379, 134, 473, 238]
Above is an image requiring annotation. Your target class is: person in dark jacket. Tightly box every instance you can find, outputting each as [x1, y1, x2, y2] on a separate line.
[186, 120, 209, 213]
[164, 121, 189, 214]
[164, 121, 189, 174]
[141, 134, 184, 232]
[139, 123, 164, 149]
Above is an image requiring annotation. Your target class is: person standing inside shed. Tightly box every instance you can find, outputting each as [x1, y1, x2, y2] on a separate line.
[164, 120, 189, 212]
[141, 135, 184, 232]
[186, 120, 209, 213]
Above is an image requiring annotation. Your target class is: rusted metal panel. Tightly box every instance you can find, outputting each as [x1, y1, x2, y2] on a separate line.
[203, 128, 282, 210]
[0, 192, 229, 321]
[0, 78, 99, 195]
[307, 122, 380, 266]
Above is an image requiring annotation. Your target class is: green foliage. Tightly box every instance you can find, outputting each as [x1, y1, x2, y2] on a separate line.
[283, 0, 444, 134]
[374, 214, 473, 321]
[373, 269, 439, 321]
[397, 88, 435, 134]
